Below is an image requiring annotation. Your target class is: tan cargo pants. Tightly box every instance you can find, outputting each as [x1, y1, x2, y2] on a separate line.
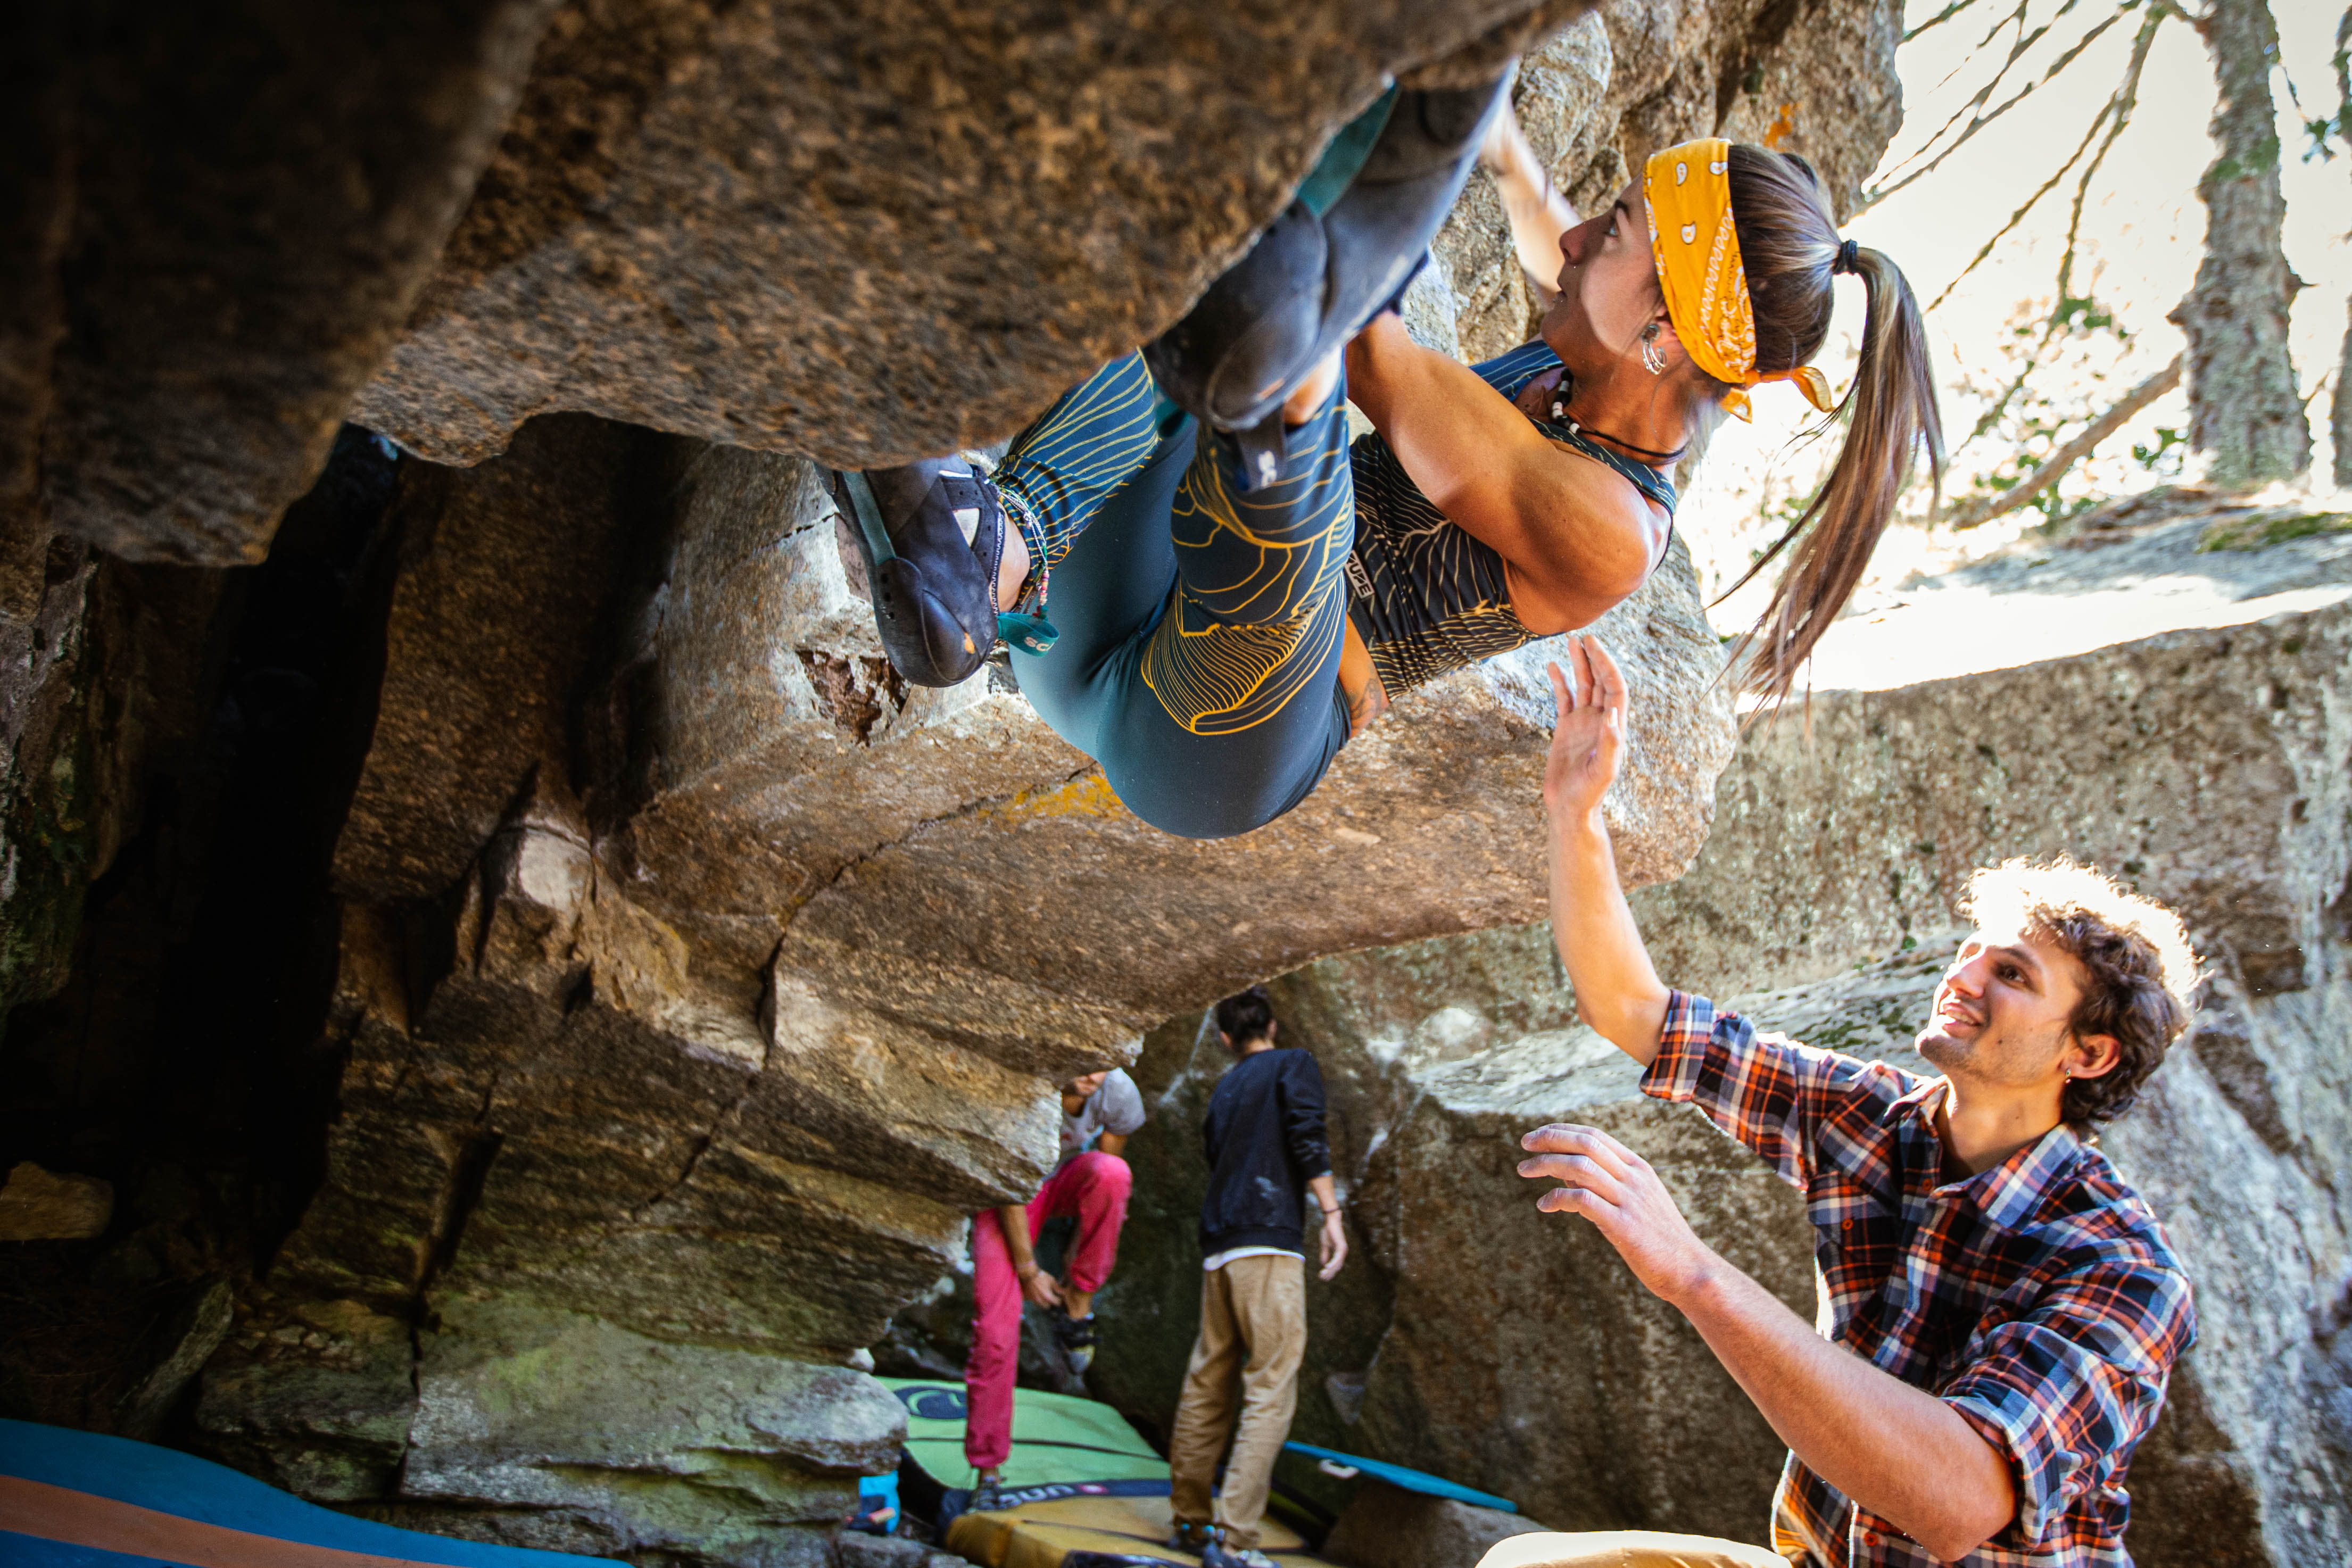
[1478, 1532, 1794, 1568]
[1167, 1252, 1308, 1550]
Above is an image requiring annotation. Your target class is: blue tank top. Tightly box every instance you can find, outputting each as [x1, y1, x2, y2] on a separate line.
[1344, 339, 1678, 699]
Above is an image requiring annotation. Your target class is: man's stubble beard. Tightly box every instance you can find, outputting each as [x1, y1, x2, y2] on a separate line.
[1916, 1018, 2064, 1093]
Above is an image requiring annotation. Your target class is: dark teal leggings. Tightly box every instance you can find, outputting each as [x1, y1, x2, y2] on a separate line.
[995, 354, 1355, 840]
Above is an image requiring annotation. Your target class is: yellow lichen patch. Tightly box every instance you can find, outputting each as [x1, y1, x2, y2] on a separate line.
[984, 770, 1130, 826]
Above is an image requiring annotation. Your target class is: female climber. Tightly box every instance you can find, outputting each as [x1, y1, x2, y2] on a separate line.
[826, 76, 1943, 841]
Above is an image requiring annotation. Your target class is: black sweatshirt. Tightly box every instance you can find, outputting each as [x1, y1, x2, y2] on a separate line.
[1197, 1046, 1333, 1256]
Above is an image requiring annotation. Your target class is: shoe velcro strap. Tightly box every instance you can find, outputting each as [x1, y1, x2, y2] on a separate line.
[933, 474, 997, 513]
[840, 470, 897, 565]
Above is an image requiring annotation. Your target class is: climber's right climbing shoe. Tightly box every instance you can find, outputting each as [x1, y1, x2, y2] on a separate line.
[1167, 1520, 1217, 1555]
[825, 456, 1008, 687]
[1143, 71, 1513, 487]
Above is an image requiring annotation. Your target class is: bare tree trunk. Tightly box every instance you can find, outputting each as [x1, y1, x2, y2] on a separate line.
[2336, 301, 2352, 490]
[2168, 0, 2310, 487]
[2332, 6, 2351, 488]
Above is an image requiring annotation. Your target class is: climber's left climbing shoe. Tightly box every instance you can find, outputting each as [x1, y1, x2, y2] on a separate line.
[1048, 1304, 1099, 1373]
[825, 455, 1008, 687]
[1143, 71, 1512, 486]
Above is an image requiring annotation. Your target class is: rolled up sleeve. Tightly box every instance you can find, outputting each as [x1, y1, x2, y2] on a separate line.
[1639, 991, 1888, 1191]
[1942, 1258, 2197, 1544]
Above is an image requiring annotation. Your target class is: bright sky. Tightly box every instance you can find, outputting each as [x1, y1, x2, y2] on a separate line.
[1683, 0, 2350, 623]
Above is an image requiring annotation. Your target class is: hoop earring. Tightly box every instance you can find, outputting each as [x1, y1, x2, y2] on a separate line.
[1639, 323, 1667, 376]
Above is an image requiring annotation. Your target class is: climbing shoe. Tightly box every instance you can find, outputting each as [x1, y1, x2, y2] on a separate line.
[1144, 71, 1512, 487]
[967, 1476, 1011, 1513]
[1198, 1530, 1277, 1568]
[1048, 1304, 1099, 1374]
[1167, 1520, 1216, 1555]
[825, 455, 1012, 687]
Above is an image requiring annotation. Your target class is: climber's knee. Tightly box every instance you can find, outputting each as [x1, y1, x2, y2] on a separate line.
[1073, 1149, 1132, 1198]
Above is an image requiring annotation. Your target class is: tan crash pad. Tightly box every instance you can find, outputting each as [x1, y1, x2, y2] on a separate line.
[945, 1492, 1324, 1568]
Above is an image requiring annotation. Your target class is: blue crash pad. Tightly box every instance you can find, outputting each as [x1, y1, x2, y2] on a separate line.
[0, 1417, 620, 1568]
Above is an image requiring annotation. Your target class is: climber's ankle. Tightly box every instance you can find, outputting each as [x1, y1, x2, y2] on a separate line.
[1280, 349, 1343, 427]
[996, 524, 1031, 612]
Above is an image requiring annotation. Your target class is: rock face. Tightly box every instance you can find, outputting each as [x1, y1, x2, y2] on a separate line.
[1323, 1482, 1548, 1568]
[189, 401, 1732, 1521]
[0, 0, 1896, 1558]
[352, 0, 1535, 475]
[14, 0, 1900, 567]
[6, 0, 560, 564]
[1088, 603, 2352, 1567]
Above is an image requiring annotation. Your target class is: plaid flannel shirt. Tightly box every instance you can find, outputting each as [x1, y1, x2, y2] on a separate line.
[1642, 992, 2196, 1568]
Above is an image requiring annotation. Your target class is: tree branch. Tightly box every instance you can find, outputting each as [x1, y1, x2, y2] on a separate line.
[1906, 0, 1989, 43]
[1925, 99, 2118, 312]
[1857, 2, 2127, 215]
[2055, 3, 2169, 300]
[1948, 354, 2184, 528]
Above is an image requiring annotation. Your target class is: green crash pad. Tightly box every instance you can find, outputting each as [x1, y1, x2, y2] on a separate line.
[882, 1378, 1170, 1491]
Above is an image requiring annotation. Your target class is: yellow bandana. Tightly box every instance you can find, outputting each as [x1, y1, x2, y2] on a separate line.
[1643, 138, 1836, 422]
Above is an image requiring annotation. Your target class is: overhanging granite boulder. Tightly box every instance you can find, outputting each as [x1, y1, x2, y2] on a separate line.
[15, 0, 1898, 567]
[295, 409, 1734, 1349]
[346, 0, 1587, 476]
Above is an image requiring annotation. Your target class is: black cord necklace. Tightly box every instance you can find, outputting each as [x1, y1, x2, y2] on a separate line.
[1546, 389, 1687, 464]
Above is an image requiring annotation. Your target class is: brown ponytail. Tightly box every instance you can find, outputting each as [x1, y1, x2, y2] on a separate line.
[1710, 146, 1944, 704]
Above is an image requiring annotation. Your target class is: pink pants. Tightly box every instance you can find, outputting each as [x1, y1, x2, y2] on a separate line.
[964, 1150, 1133, 1470]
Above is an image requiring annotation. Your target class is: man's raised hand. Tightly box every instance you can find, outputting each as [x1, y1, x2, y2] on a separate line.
[1542, 635, 1627, 828]
[1518, 1122, 1716, 1306]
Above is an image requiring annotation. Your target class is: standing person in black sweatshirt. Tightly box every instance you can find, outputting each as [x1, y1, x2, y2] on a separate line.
[1166, 986, 1348, 1568]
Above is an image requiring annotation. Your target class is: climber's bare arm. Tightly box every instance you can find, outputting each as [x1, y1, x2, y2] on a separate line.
[1538, 637, 1670, 1062]
[1479, 103, 1579, 300]
[998, 1204, 1060, 1308]
[1518, 1125, 2017, 1561]
[1346, 315, 1662, 634]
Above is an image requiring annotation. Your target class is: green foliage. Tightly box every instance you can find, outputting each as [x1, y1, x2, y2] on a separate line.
[2130, 424, 2186, 471]
[1944, 293, 2177, 525]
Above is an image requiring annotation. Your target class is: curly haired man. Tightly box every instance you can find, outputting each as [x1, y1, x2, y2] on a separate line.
[1498, 636, 2200, 1568]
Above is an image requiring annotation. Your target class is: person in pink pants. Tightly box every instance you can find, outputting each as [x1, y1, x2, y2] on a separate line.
[964, 1068, 1145, 1497]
